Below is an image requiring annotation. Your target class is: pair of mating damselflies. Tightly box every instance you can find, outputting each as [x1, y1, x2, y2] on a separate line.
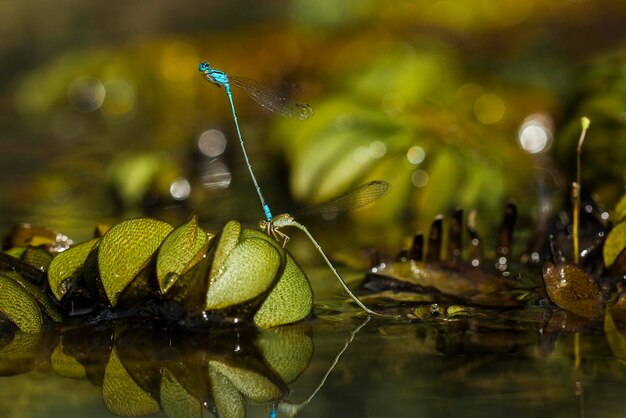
[199, 62, 398, 318]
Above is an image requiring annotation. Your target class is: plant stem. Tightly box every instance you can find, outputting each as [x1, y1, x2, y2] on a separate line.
[573, 117, 590, 264]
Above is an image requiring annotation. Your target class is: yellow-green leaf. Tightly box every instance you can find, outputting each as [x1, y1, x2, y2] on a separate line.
[615, 194, 626, 224]
[0, 331, 43, 375]
[50, 340, 87, 379]
[0, 274, 43, 333]
[210, 220, 241, 279]
[257, 325, 313, 383]
[208, 360, 283, 403]
[48, 238, 99, 301]
[604, 221, 626, 269]
[102, 347, 160, 416]
[4, 271, 63, 323]
[98, 218, 173, 306]
[205, 238, 282, 310]
[254, 253, 312, 328]
[208, 365, 245, 418]
[160, 369, 202, 418]
[4, 247, 26, 259]
[157, 215, 212, 294]
[20, 246, 53, 271]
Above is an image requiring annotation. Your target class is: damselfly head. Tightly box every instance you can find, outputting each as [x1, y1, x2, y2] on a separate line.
[198, 62, 211, 73]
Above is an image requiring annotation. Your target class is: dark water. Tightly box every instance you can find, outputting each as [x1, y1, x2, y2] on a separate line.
[1, 303, 625, 418]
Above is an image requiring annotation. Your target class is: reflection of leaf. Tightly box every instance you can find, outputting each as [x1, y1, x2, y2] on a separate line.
[50, 340, 87, 379]
[208, 360, 283, 403]
[48, 238, 99, 301]
[205, 238, 282, 310]
[160, 368, 202, 418]
[102, 347, 160, 417]
[604, 221, 626, 269]
[257, 324, 313, 384]
[208, 365, 245, 418]
[254, 252, 313, 328]
[604, 308, 626, 367]
[0, 331, 42, 376]
[98, 218, 173, 306]
[156, 215, 212, 293]
[0, 274, 42, 333]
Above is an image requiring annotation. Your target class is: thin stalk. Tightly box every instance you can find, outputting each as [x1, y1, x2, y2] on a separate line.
[573, 117, 590, 264]
[276, 316, 371, 417]
[292, 221, 400, 319]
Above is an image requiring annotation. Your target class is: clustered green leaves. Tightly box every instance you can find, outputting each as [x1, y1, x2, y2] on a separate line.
[0, 216, 313, 333]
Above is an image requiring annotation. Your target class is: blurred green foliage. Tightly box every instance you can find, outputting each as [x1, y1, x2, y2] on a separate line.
[2, 0, 626, 248]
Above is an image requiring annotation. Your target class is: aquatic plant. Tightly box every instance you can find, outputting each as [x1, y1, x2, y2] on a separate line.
[0, 216, 313, 333]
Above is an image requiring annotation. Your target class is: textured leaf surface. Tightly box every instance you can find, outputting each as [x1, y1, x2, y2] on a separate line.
[20, 246, 53, 271]
[543, 263, 603, 319]
[160, 369, 202, 418]
[0, 331, 42, 375]
[0, 274, 43, 333]
[210, 220, 241, 279]
[102, 347, 160, 416]
[205, 238, 281, 310]
[257, 325, 313, 383]
[157, 215, 212, 293]
[208, 365, 245, 418]
[98, 218, 173, 306]
[208, 360, 282, 402]
[48, 238, 99, 301]
[50, 340, 87, 379]
[254, 253, 312, 328]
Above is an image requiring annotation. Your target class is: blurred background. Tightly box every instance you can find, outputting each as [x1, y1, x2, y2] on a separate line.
[1, 0, 625, 254]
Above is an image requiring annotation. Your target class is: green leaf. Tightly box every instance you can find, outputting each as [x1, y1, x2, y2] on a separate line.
[4, 271, 63, 322]
[0, 274, 43, 333]
[210, 220, 241, 279]
[208, 360, 283, 403]
[205, 237, 282, 310]
[50, 340, 87, 379]
[3, 247, 26, 259]
[98, 218, 173, 307]
[156, 215, 212, 294]
[0, 331, 43, 375]
[165, 253, 213, 314]
[253, 253, 313, 328]
[208, 365, 246, 418]
[256, 325, 313, 384]
[160, 369, 202, 418]
[48, 238, 99, 301]
[604, 221, 626, 269]
[614, 194, 626, 223]
[20, 246, 53, 271]
[102, 346, 160, 416]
